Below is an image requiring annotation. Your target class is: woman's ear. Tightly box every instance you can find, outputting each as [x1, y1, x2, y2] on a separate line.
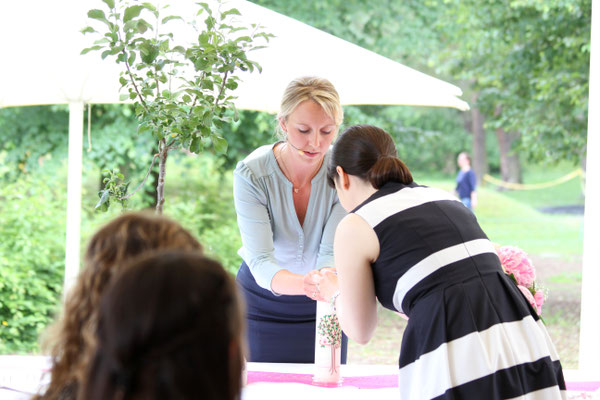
[336, 166, 350, 189]
[278, 117, 287, 134]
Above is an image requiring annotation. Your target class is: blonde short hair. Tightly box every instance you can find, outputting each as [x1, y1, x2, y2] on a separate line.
[276, 76, 343, 139]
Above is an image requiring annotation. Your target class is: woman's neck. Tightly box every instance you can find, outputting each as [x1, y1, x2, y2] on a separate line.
[278, 142, 323, 186]
[347, 175, 378, 210]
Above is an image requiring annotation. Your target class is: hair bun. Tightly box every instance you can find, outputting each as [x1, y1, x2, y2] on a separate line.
[327, 125, 413, 189]
[367, 156, 413, 189]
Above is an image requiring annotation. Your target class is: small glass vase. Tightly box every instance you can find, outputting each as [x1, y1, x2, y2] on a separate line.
[313, 300, 343, 386]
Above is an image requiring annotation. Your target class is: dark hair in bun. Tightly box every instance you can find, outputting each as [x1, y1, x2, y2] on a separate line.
[327, 125, 413, 189]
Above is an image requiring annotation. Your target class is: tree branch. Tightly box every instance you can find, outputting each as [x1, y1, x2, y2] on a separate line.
[214, 70, 229, 108]
[118, 152, 159, 200]
[115, 20, 150, 114]
[189, 71, 206, 114]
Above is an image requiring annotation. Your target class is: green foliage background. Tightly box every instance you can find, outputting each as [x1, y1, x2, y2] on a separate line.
[0, 165, 66, 353]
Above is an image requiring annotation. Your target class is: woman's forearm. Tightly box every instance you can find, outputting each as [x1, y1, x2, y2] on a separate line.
[271, 269, 305, 295]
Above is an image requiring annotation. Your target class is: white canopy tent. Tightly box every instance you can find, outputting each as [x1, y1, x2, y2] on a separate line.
[0, 0, 469, 111]
[0, 0, 468, 294]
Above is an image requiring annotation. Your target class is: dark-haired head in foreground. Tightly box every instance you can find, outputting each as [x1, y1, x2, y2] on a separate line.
[37, 212, 202, 400]
[82, 251, 244, 400]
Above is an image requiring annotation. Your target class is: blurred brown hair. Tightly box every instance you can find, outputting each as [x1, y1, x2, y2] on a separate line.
[81, 251, 244, 400]
[36, 212, 202, 400]
[327, 124, 412, 189]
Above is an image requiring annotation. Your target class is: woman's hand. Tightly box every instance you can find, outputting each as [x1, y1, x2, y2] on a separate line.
[303, 268, 339, 302]
[303, 270, 322, 300]
[317, 269, 338, 303]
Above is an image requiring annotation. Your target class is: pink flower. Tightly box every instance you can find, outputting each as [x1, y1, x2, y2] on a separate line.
[534, 290, 545, 315]
[497, 245, 536, 288]
[517, 285, 537, 311]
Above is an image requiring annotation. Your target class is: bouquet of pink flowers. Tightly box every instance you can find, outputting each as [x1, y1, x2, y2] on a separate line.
[496, 245, 545, 315]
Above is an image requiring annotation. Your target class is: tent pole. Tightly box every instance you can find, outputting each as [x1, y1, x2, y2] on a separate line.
[63, 101, 84, 299]
[579, 0, 600, 373]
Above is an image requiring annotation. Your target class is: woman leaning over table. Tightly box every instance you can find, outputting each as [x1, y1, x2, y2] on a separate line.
[318, 125, 566, 399]
[233, 76, 348, 363]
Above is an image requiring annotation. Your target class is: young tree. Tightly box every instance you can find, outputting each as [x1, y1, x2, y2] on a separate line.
[82, 0, 271, 213]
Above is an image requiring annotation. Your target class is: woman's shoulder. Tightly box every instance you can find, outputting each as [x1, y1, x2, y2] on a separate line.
[352, 183, 459, 223]
[235, 143, 278, 179]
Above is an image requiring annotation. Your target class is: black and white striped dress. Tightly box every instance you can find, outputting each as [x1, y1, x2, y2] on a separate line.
[353, 181, 566, 399]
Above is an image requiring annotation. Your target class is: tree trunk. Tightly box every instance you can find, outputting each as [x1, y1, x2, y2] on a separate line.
[496, 128, 522, 188]
[471, 94, 488, 186]
[155, 138, 168, 214]
[144, 146, 159, 209]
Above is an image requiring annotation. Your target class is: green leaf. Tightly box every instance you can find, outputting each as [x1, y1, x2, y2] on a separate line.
[205, 16, 216, 30]
[101, 0, 115, 9]
[119, 93, 129, 101]
[201, 80, 214, 90]
[221, 8, 241, 20]
[123, 20, 138, 33]
[124, 5, 144, 22]
[212, 135, 228, 154]
[101, 49, 112, 59]
[138, 123, 152, 134]
[196, 2, 211, 15]
[225, 80, 238, 90]
[159, 39, 170, 52]
[190, 137, 203, 153]
[235, 36, 252, 44]
[162, 15, 183, 24]
[104, 32, 118, 42]
[80, 45, 103, 55]
[95, 189, 110, 212]
[139, 42, 159, 64]
[88, 9, 107, 22]
[81, 26, 96, 34]
[137, 19, 151, 34]
[141, 2, 158, 17]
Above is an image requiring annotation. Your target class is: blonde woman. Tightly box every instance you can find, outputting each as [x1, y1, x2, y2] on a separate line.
[36, 213, 202, 400]
[234, 76, 348, 363]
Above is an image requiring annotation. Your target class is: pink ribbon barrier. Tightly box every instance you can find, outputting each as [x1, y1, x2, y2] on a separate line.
[247, 371, 396, 389]
[247, 371, 600, 392]
[566, 381, 600, 392]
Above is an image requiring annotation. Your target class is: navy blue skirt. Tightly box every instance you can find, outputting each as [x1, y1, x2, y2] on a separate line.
[236, 261, 348, 363]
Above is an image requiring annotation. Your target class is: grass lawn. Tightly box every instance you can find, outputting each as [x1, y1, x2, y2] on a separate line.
[416, 168, 584, 257]
[484, 162, 585, 209]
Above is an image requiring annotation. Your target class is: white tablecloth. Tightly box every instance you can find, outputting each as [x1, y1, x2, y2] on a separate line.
[1, 355, 598, 399]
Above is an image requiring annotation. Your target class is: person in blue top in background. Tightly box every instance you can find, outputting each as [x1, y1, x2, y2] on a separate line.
[233, 76, 348, 363]
[455, 152, 478, 211]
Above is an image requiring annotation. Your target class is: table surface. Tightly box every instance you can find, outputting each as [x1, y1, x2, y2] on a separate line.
[0, 355, 598, 400]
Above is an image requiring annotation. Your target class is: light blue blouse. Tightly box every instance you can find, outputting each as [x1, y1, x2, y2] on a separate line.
[233, 143, 346, 292]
